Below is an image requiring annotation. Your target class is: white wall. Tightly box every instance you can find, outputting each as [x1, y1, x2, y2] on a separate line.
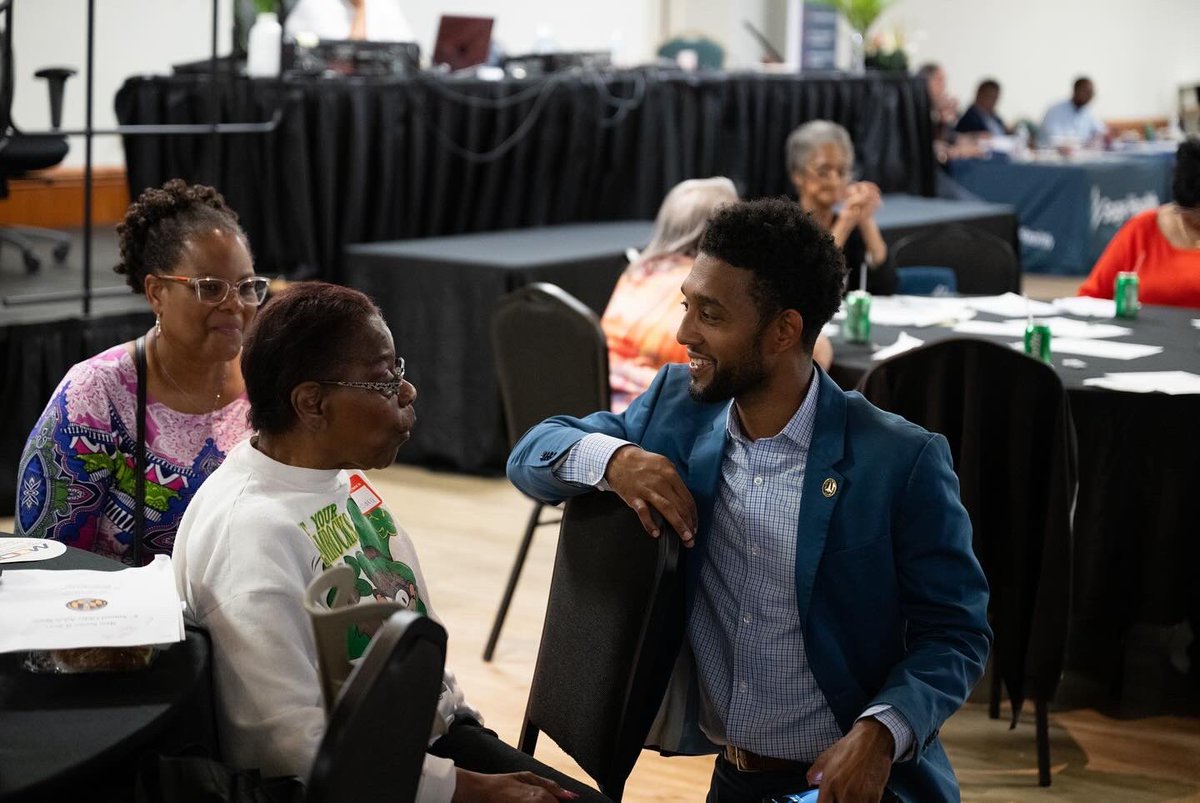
[873, 0, 1200, 126]
[13, 1, 236, 167]
[14, 1, 1200, 169]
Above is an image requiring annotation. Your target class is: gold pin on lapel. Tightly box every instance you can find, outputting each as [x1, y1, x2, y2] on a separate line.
[821, 478, 838, 498]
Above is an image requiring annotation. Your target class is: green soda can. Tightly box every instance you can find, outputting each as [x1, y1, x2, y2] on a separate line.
[1024, 321, 1052, 363]
[1114, 271, 1140, 319]
[843, 290, 872, 344]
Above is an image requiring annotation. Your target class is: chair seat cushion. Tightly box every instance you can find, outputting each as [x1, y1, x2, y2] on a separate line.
[0, 135, 69, 175]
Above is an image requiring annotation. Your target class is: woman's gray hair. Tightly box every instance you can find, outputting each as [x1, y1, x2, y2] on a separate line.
[640, 177, 739, 261]
[786, 120, 855, 177]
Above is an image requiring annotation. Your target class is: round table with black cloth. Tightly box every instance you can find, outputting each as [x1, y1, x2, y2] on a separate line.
[114, 70, 934, 282]
[828, 304, 1200, 714]
[0, 541, 215, 803]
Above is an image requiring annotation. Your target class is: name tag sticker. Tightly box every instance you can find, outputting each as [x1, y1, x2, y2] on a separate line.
[349, 474, 384, 514]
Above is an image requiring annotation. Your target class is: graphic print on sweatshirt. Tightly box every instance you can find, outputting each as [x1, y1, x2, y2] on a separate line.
[298, 474, 426, 657]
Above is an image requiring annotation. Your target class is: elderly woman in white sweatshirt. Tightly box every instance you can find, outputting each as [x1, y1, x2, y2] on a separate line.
[173, 281, 598, 803]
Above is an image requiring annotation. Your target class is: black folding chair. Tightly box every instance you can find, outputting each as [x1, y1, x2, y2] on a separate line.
[890, 223, 1020, 295]
[519, 492, 683, 802]
[483, 282, 610, 661]
[858, 338, 1077, 787]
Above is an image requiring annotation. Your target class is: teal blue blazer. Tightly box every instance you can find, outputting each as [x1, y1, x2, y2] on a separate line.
[507, 365, 991, 802]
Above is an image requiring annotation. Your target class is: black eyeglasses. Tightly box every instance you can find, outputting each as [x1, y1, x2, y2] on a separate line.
[156, 274, 270, 306]
[315, 357, 407, 399]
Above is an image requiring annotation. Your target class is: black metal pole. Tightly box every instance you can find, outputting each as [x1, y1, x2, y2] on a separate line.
[208, 0, 220, 184]
[82, 0, 94, 316]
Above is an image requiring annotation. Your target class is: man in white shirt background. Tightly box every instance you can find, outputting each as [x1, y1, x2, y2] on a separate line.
[284, 0, 414, 42]
[1040, 76, 1108, 148]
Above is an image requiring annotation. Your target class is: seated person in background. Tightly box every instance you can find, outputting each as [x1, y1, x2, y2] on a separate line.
[917, 62, 959, 152]
[1078, 138, 1200, 308]
[787, 120, 896, 294]
[174, 282, 597, 803]
[955, 79, 1009, 137]
[508, 199, 991, 802]
[602, 177, 832, 413]
[16, 180, 259, 564]
[284, 0, 413, 41]
[1040, 76, 1107, 148]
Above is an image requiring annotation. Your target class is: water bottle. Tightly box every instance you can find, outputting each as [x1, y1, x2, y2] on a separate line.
[247, 12, 282, 77]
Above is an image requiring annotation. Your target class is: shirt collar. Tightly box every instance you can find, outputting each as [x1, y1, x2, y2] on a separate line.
[724, 369, 821, 449]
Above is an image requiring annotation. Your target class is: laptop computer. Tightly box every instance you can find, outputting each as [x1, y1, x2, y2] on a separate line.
[432, 15, 494, 71]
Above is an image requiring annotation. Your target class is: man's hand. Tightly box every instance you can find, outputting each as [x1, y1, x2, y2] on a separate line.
[806, 718, 894, 802]
[453, 769, 580, 801]
[604, 445, 697, 547]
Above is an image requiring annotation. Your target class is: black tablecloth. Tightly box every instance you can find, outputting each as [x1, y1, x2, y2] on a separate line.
[829, 303, 1200, 708]
[346, 221, 654, 471]
[0, 545, 215, 802]
[115, 70, 934, 281]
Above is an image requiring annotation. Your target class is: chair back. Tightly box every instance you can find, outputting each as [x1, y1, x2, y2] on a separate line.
[890, 223, 1020, 294]
[520, 492, 683, 802]
[304, 563, 408, 712]
[492, 282, 610, 446]
[307, 609, 447, 803]
[857, 338, 1076, 711]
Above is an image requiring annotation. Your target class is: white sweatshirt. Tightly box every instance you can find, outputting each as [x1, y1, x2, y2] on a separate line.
[173, 440, 477, 802]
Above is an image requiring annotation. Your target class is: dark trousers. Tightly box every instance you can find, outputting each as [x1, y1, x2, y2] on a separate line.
[429, 720, 611, 802]
[706, 755, 902, 803]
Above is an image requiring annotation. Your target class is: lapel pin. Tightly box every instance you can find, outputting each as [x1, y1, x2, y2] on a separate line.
[821, 478, 838, 498]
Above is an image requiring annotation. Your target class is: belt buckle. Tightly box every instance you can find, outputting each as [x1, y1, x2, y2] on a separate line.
[727, 745, 757, 773]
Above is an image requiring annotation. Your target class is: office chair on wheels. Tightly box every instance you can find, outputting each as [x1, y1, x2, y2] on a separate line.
[0, 0, 75, 274]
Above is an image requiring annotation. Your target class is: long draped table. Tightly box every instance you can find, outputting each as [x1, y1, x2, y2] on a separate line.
[828, 303, 1200, 712]
[115, 70, 934, 282]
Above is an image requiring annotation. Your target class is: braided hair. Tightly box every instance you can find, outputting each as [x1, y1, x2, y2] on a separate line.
[114, 179, 247, 292]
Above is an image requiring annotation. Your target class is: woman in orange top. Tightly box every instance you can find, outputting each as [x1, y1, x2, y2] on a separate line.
[1078, 139, 1200, 308]
[602, 177, 832, 412]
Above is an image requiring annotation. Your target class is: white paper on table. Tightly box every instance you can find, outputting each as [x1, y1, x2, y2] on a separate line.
[858, 296, 977, 328]
[960, 293, 1057, 318]
[1006, 338, 1163, 360]
[0, 554, 185, 653]
[0, 537, 66, 564]
[872, 331, 924, 361]
[1191, 319, 1200, 330]
[1053, 296, 1116, 319]
[1082, 371, 1200, 395]
[955, 317, 1131, 339]
[821, 321, 841, 338]
[952, 319, 1031, 338]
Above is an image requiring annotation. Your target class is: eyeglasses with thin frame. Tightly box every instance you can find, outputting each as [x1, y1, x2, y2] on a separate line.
[315, 357, 407, 399]
[155, 274, 271, 306]
[805, 162, 853, 182]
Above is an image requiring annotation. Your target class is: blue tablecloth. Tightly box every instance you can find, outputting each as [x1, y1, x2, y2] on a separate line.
[949, 156, 1174, 275]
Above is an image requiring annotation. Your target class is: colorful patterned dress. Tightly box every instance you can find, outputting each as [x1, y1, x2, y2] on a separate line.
[601, 254, 693, 413]
[15, 343, 253, 564]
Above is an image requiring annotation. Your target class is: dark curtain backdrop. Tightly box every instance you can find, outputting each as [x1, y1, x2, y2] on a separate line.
[116, 71, 933, 282]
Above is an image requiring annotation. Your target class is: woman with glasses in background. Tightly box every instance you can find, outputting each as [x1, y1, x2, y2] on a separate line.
[787, 120, 897, 295]
[15, 179, 262, 564]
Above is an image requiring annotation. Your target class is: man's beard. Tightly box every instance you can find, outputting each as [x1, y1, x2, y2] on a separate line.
[687, 331, 769, 404]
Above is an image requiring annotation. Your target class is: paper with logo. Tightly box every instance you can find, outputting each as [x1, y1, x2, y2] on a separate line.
[0, 537, 67, 564]
[0, 554, 185, 652]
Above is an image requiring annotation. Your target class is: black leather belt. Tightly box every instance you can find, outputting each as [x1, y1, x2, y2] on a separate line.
[722, 744, 811, 774]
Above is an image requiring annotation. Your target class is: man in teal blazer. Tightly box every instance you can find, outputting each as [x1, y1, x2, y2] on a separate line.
[508, 199, 990, 802]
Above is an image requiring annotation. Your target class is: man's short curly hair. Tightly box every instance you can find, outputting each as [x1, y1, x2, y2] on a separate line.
[698, 198, 846, 352]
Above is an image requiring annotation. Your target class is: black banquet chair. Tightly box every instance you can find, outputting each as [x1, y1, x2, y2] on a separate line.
[519, 491, 683, 802]
[0, 0, 75, 274]
[483, 282, 610, 662]
[857, 337, 1076, 787]
[890, 223, 1020, 295]
[306, 609, 448, 803]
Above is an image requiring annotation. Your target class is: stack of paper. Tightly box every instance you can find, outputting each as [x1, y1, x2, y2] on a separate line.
[1053, 296, 1116, 319]
[954, 317, 1131, 339]
[872, 331, 925, 361]
[857, 296, 977, 328]
[1007, 338, 1163, 360]
[0, 554, 185, 652]
[961, 293, 1057, 318]
[1082, 371, 1200, 395]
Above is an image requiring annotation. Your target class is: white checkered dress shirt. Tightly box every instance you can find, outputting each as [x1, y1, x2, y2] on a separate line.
[557, 378, 913, 762]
